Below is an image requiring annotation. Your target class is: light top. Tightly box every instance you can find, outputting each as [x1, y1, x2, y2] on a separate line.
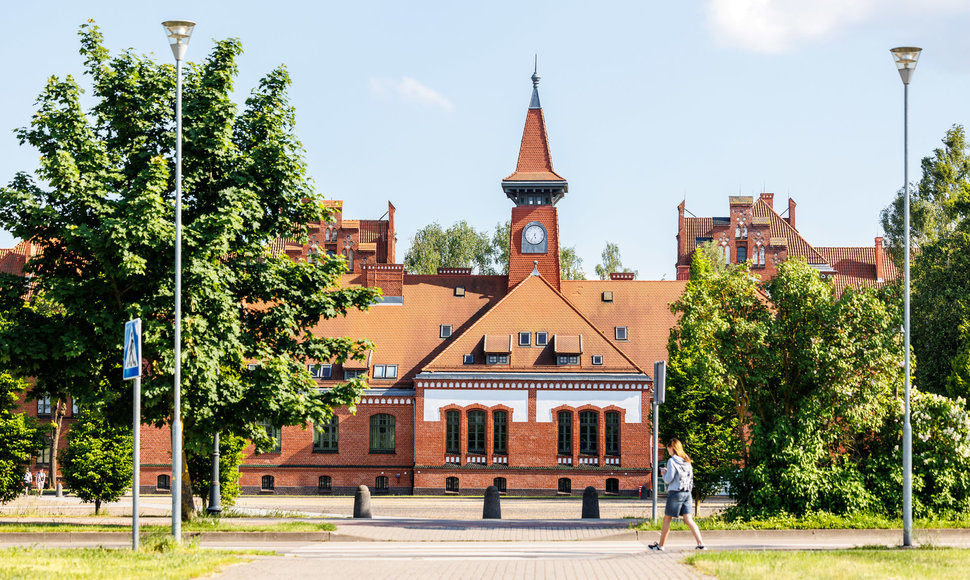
[162, 20, 196, 61]
[890, 46, 922, 85]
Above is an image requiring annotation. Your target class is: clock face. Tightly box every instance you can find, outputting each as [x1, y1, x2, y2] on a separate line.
[524, 224, 545, 245]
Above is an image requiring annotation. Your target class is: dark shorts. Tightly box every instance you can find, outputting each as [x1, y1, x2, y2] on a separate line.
[664, 490, 693, 518]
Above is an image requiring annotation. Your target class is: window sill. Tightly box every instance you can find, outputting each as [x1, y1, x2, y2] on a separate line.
[369, 450, 396, 454]
[312, 449, 338, 454]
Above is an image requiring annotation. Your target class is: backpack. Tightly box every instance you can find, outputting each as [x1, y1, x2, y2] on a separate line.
[671, 458, 694, 493]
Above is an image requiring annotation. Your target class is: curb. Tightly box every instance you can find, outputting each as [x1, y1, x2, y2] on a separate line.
[0, 531, 333, 543]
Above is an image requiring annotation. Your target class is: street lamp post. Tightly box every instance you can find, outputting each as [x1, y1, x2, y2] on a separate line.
[163, 20, 196, 542]
[890, 45, 921, 548]
[207, 431, 222, 516]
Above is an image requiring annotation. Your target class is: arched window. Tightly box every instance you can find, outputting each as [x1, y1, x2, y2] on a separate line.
[261, 475, 275, 491]
[318, 475, 332, 492]
[347, 249, 354, 272]
[606, 478, 620, 494]
[605, 411, 620, 456]
[493, 410, 508, 455]
[157, 474, 170, 490]
[375, 476, 389, 492]
[324, 229, 330, 242]
[558, 478, 572, 494]
[759, 246, 765, 266]
[493, 477, 507, 493]
[369, 414, 396, 453]
[445, 476, 460, 493]
[445, 410, 460, 454]
[579, 410, 598, 455]
[467, 410, 486, 455]
[742, 226, 748, 239]
[722, 244, 731, 263]
[557, 411, 572, 455]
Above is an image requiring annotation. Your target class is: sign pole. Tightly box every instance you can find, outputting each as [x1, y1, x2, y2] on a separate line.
[123, 318, 142, 551]
[133, 374, 140, 551]
[652, 361, 666, 523]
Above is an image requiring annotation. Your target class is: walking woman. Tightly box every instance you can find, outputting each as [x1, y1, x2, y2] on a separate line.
[648, 438, 705, 551]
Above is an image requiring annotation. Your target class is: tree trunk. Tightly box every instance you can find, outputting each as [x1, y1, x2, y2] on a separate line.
[181, 448, 194, 522]
[50, 399, 66, 490]
[95, 499, 101, 515]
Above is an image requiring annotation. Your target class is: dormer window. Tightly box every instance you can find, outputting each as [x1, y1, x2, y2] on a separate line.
[487, 354, 509, 365]
[535, 332, 548, 346]
[373, 365, 398, 380]
[518, 332, 531, 346]
[557, 355, 580, 365]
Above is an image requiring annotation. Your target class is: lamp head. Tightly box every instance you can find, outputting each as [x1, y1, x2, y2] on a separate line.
[890, 47, 921, 85]
[162, 20, 196, 61]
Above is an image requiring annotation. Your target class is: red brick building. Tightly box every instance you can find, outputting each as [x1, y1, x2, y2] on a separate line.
[675, 193, 900, 294]
[224, 71, 682, 496]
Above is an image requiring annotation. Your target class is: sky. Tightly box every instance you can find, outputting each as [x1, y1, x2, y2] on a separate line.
[2, 1, 970, 280]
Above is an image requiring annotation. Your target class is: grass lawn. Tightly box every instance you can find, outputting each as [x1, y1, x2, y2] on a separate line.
[0, 546, 248, 580]
[0, 521, 336, 533]
[630, 512, 970, 531]
[686, 547, 970, 580]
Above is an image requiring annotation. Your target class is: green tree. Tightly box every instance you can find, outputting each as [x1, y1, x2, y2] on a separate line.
[594, 242, 637, 279]
[0, 24, 378, 518]
[187, 433, 246, 511]
[671, 251, 905, 518]
[60, 409, 133, 514]
[559, 246, 585, 280]
[491, 221, 511, 275]
[881, 124, 970, 263]
[0, 372, 48, 503]
[664, 249, 742, 508]
[404, 221, 496, 274]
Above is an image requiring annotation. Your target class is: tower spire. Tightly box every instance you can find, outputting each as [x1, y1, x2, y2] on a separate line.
[530, 56, 541, 109]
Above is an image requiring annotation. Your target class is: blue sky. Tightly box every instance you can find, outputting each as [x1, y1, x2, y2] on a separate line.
[2, 1, 970, 279]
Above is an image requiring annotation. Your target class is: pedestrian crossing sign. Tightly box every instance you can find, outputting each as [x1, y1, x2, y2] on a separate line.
[123, 319, 141, 380]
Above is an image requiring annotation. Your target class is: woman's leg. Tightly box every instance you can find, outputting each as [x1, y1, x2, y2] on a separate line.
[658, 515, 673, 547]
[683, 513, 704, 546]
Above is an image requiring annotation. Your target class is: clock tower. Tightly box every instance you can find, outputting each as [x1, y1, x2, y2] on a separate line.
[503, 69, 568, 291]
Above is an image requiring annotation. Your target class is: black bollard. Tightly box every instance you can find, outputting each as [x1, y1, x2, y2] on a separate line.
[353, 485, 372, 519]
[582, 486, 600, 519]
[483, 485, 501, 519]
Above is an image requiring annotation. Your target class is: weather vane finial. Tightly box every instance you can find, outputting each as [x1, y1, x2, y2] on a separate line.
[531, 54, 540, 88]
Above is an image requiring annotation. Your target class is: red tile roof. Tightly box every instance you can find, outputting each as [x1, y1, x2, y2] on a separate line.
[817, 246, 900, 295]
[503, 109, 566, 183]
[424, 274, 646, 374]
[0, 240, 42, 275]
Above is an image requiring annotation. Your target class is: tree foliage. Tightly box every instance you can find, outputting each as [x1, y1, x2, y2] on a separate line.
[491, 221, 511, 275]
[60, 409, 133, 514]
[671, 250, 920, 518]
[404, 221, 496, 274]
[559, 246, 585, 280]
[594, 242, 636, 280]
[0, 24, 378, 509]
[0, 372, 48, 504]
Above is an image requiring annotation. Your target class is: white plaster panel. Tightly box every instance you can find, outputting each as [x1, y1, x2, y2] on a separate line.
[423, 389, 530, 422]
[535, 390, 641, 423]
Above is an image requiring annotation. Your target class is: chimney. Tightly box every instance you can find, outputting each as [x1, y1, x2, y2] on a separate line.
[387, 201, 396, 264]
[874, 237, 884, 283]
[759, 192, 774, 209]
[786, 198, 797, 229]
[677, 200, 686, 266]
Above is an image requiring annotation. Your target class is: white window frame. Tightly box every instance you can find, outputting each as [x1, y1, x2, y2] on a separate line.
[440, 325, 453, 338]
[463, 354, 475, 365]
[591, 355, 604, 365]
[535, 332, 549, 346]
[518, 332, 531, 346]
[615, 326, 628, 341]
[373, 364, 398, 380]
